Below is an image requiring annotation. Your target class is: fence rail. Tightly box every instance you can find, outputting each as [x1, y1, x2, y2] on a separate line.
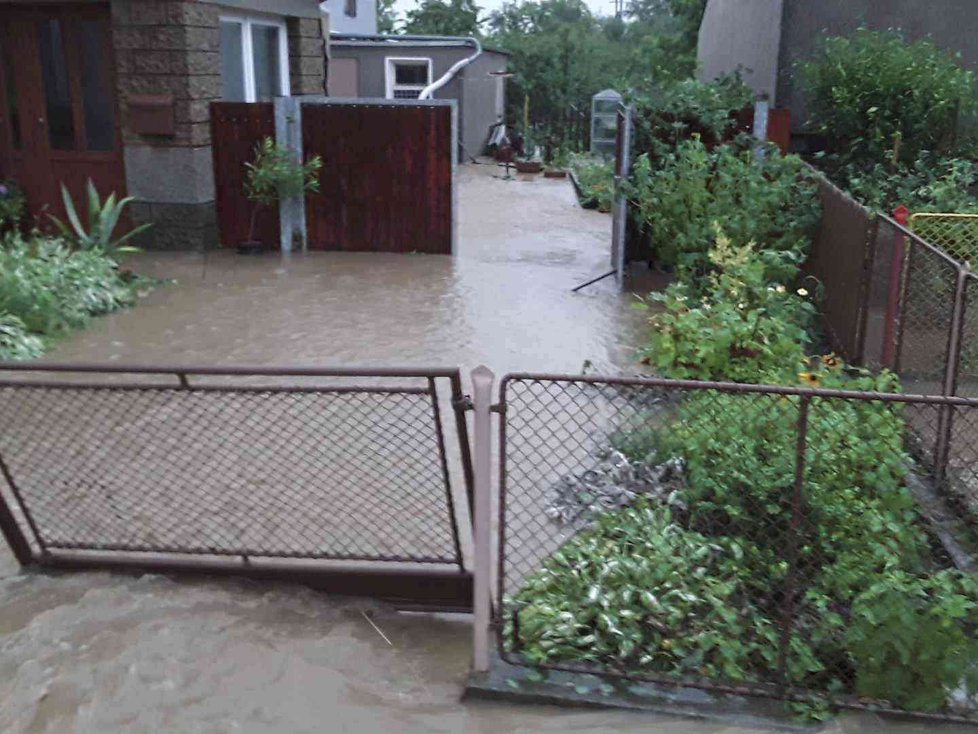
[493, 372, 978, 722]
[0, 362, 474, 610]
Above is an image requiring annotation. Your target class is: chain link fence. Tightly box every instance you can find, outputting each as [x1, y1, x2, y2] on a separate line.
[0, 364, 475, 609]
[497, 374, 978, 722]
[911, 213, 978, 266]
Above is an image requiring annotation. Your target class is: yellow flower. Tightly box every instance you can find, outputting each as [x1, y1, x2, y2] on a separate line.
[799, 371, 821, 387]
[820, 354, 841, 369]
[796, 287, 809, 297]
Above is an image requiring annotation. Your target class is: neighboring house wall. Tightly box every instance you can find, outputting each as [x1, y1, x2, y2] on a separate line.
[777, 0, 978, 132]
[697, 0, 784, 102]
[329, 43, 507, 156]
[111, 0, 324, 249]
[319, 0, 376, 35]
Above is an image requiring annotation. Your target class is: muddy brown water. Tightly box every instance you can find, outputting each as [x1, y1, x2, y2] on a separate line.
[0, 166, 957, 732]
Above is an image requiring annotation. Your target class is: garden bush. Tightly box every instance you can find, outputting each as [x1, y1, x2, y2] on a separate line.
[626, 138, 819, 275]
[802, 29, 977, 167]
[568, 154, 614, 211]
[0, 233, 142, 355]
[637, 231, 814, 381]
[509, 502, 784, 681]
[0, 314, 43, 360]
[628, 75, 752, 165]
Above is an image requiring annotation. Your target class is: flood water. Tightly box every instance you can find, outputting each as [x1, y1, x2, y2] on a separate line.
[0, 166, 953, 732]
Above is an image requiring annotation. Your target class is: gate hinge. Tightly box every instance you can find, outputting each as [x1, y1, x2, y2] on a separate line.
[490, 402, 506, 415]
[453, 395, 474, 411]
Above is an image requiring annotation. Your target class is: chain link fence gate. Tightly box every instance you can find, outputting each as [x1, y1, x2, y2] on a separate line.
[0, 363, 475, 611]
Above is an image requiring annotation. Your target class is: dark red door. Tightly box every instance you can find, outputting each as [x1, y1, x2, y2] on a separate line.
[0, 4, 125, 228]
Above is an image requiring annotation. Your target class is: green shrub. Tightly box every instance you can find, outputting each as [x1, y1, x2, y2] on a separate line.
[508, 502, 783, 681]
[629, 75, 753, 164]
[0, 235, 138, 338]
[826, 151, 978, 214]
[50, 180, 152, 258]
[568, 154, 614, 211]
[626, 138, 820, 275]
[637, 232, 814, 382]
[0, 314, 43, 360]
[847, 570, 978, 711]
[802, 29, 977, 166]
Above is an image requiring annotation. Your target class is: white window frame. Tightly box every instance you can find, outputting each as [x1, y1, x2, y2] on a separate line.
[219, 13, 291, 103]
[385, 57, 432, 100]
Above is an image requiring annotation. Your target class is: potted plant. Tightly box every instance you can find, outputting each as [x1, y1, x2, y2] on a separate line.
[544, 146, 569, 178]
[242, 137, 322, 255]
[515, 133, 543, 174]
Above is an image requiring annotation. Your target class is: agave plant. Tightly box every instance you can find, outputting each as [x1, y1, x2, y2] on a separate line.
[50, 180, 152, 258]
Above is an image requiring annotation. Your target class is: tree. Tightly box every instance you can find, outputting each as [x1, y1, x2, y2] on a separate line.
[403, 0, 482, 37]
[377, 0, 398, 33]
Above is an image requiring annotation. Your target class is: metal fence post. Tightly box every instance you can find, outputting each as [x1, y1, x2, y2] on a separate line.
[935, 264, 970, 478]
[471, 365, 495, 673]
[882, 206, 910, 369]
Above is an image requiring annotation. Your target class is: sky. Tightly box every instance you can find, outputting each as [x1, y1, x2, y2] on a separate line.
[391, 0, 619, 23]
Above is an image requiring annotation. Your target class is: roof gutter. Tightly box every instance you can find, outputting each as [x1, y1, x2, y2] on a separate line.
[329, 32, 482, 100]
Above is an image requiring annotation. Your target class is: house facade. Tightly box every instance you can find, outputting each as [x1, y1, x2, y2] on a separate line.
[0, 0, 326, 250]
[328, 38, 508, 159]
[697, 0, 978, 140]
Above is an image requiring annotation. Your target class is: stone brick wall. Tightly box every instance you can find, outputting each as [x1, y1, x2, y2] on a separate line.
[109, 0, 325, 250]
[112, 0, 220, 149]
[288, 17, 326, 96]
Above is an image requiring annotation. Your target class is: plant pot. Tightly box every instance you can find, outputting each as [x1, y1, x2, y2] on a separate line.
[544, 169, 567, 179]
[515, 160, 543, 174]
[237, 240, 264, 255]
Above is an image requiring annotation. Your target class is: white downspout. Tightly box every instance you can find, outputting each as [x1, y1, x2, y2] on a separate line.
[418, 37, 482, 100]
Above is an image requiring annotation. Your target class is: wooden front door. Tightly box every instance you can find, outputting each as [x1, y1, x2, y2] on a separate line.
[0, 4, 125, 228]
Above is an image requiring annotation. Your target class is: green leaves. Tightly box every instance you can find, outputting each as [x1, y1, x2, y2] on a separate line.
[245, 137, 323, 207]
[50, 180, 152, 259]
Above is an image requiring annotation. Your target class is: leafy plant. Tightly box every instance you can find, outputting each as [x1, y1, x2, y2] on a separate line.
[568, 153, 614, 211]
[0, 234, 139, 338]
[0, 180, 25, 230]
[508, 502, 784, 681]
[802, 29, 977, 166]
[50, 180, 151, 258]
[244, 137, 322, 243]
[0, 314, 43, 360]
[847, 570, 978, 711]
[625, 138, 820, 275]
[637, 231, 815, 382]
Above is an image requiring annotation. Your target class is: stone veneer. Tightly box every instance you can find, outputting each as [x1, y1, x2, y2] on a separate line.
[110, 0, 325, 250]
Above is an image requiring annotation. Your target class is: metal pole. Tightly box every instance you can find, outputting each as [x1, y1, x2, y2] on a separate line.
[470, 365, 495, 673]
[882, 206, 910, 369]
[935, 264, 970, 478]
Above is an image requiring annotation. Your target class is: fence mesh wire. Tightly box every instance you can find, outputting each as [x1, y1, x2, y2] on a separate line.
[911, 213, 978, 266]
[499, 375, 978, 720]
[0, 378, 465, 565]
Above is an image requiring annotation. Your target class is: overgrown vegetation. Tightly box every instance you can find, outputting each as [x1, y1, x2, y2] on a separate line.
[0, 181, 149, 361]
[803, 29, 978, 213]
[507, 66, 978, 713]
[568, 154, 614, 211]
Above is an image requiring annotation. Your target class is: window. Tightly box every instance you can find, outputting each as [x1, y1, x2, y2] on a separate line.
[385, 58, 432, 100]
[219, 14, 290, 102]
[344, 0, 357, 18]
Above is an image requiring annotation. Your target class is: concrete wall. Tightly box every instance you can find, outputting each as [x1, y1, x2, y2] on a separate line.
[329, 44, 507, 156]
[778, 0, 978, 132]
[697, 0, 784, 102]
[110, 0, 325, 249]
[319, 0, 376, 35]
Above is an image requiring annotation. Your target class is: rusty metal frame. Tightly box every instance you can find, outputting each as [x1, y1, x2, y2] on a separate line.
[0, 361, 476, 611]
[494, 372, 978, 722]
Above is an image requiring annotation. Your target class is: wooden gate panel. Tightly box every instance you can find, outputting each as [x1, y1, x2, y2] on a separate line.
[302, 103, 452, 254]
[210, 102, 279, 248]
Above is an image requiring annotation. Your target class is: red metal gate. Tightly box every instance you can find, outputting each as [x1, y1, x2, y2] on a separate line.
[302, 102, 454, 254]
[211, 102, 279, 248]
